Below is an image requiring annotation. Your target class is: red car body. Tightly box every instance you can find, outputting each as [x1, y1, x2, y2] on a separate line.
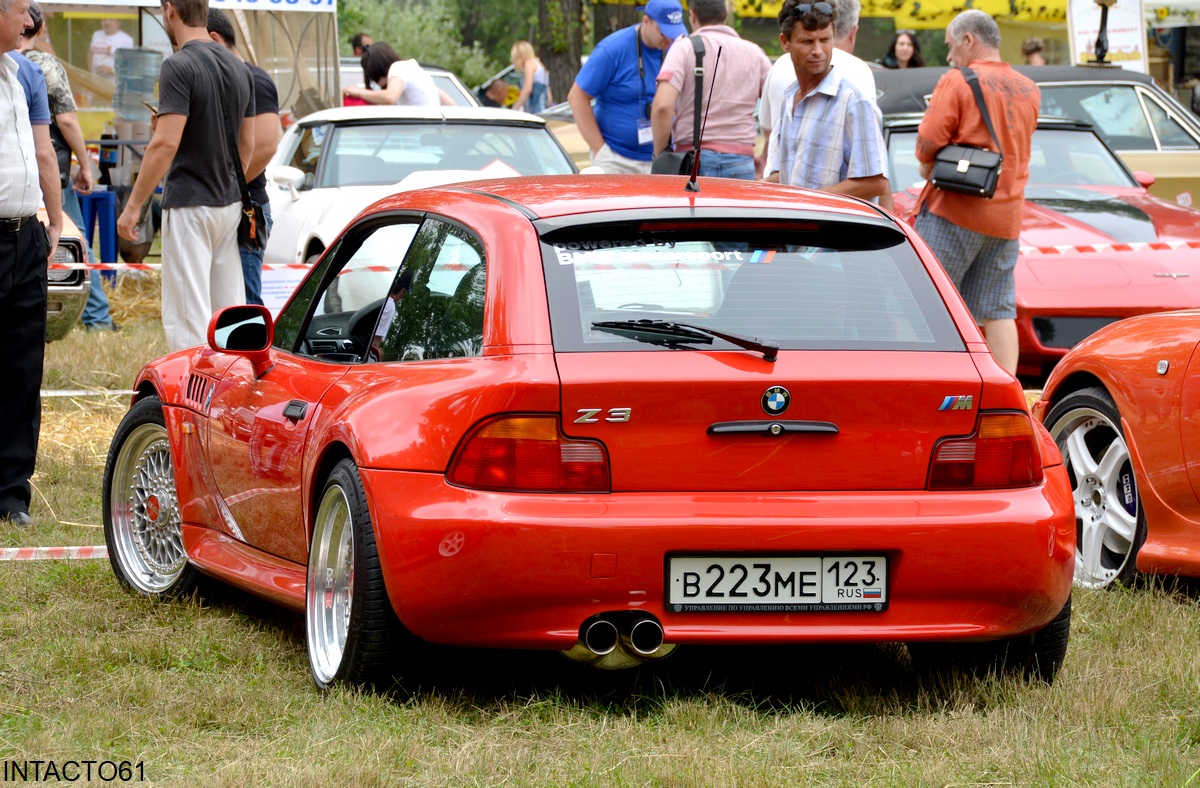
[105, 176, 1075, 687]
[1034, 310, 1200, 586]
[888, 118, 1200, 381]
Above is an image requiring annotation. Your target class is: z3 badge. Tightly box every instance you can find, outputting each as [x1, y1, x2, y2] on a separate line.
[575, 407, 632, 424]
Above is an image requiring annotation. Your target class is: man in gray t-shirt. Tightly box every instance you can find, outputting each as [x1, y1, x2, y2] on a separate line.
[116, 0, 254, 352]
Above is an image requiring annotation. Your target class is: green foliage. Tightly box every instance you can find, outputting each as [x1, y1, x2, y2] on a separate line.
[337, 0, 501, 87]
[454, 0, 541, 69]
[545, 0, 570, 55]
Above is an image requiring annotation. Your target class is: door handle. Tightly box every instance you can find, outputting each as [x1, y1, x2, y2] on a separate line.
[283, 400, 308, 422]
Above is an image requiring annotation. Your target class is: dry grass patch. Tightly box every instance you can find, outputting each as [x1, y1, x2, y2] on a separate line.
[1, 564, 1198, 784]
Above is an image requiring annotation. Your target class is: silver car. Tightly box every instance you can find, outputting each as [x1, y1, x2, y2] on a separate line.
[45, 213, 88, 342]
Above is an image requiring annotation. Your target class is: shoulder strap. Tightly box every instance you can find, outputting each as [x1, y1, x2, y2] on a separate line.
[194, 43, 251, 202]
[689, 34, 705, 154]
[957, 66, 1002, 156]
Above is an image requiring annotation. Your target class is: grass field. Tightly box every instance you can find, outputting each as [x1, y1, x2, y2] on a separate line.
[2, 298, 1199, 785]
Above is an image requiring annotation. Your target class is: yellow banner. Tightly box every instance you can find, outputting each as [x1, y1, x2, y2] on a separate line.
[731, 0, 1067, 26]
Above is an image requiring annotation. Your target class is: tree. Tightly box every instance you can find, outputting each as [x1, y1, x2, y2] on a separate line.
[535, 0, 587, 101]
[457, 0, 540, 69]
[337, 0, 500, 86]
[593, 3, 640, 42]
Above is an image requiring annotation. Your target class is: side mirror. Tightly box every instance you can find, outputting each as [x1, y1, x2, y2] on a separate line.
[1132, 170, 1156, 189]
[208, 304, 274, 378]
[272, 165, 305, 202]
[579, 165, 605, 175]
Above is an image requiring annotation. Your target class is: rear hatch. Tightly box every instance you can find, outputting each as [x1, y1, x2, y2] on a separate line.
[539, 212, 981, 492]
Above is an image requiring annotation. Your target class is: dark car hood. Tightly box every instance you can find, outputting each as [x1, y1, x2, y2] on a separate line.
[1021, 186, 1200, 246]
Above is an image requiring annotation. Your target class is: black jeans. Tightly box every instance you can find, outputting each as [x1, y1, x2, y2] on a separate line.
[0, 218, 48, 515]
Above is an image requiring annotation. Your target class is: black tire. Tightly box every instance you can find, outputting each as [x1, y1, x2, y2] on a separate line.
[102, 396, 199, 598]
[1044, 387, 1148, 589]
[909, 597, 1071, 684]
[305, 458, 406, 690]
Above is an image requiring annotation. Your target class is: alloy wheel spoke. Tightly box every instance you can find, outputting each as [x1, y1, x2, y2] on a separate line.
[1065, 425, 1100, 478]
[1096, 438, 1130, 487]
[1101, 503, 1137, 546]
[1079, 517, 1105, 580]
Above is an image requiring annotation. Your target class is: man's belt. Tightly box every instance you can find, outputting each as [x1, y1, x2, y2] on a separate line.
[0, 216, 34, 233]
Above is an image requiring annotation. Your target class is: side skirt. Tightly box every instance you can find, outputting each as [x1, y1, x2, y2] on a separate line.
[182, 524, 307, 612]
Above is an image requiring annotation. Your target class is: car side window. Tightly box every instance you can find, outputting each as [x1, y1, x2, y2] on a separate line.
[377, 219, 486, 363]
[284, 221, 422, 361]
[286, 123, 327, 190]
[1143, 96, 1200, 149]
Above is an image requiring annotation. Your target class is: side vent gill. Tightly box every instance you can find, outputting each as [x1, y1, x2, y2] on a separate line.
[185, 372, 215, 410]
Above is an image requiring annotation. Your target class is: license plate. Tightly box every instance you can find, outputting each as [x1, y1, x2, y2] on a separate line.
[667, 555, 888, 612]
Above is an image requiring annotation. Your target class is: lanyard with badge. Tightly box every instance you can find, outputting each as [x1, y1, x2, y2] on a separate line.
[635, 25, 653, 147]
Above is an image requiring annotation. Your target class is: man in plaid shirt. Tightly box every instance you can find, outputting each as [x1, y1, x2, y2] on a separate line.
[763, 0, 886, 201]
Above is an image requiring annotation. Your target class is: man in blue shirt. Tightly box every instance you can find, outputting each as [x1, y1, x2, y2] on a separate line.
[568, 0, 686, 174]
[10, 49, 49, 124]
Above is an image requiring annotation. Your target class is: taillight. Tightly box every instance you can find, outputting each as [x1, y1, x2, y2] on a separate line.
[447, 415, 610, 493]
[928, 411, 1044, 489]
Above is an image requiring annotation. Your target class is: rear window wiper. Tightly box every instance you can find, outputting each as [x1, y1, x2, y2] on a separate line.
[591, 319, 778, 362]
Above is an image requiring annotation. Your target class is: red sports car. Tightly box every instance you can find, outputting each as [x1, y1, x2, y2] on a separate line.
[1034, 310, 1200, 589]
[888, 116, 1200, 381]
[103, 175, 1075, 689]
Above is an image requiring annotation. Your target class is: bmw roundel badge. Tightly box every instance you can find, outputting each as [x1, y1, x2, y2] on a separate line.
[761, 386, 790, 415]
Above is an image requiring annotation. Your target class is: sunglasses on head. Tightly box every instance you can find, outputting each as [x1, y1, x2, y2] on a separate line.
[794, 2, 833, 15]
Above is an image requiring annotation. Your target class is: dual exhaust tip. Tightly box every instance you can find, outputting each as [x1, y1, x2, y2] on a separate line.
[562, 613, 674, 669]
[585, 615, 664, 656]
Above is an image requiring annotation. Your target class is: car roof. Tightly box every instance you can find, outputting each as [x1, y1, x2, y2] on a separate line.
[369, 174, 897, 222]
[293, 105, 547, 126]
[874, 65, 1158, 115]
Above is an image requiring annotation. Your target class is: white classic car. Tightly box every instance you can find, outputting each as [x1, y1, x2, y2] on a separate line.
[261, 106, 577, 310]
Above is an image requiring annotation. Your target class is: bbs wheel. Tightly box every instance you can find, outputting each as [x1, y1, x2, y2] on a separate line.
[103, 396, 197, 597]
[306, 458, 404, 690]
[1045, 387, 1147, 589]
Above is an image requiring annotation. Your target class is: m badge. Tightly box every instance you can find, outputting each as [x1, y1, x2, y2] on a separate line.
[938, 395, 974, 411]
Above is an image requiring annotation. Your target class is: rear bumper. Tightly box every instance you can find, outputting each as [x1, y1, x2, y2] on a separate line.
[362, 468, 1076, 650]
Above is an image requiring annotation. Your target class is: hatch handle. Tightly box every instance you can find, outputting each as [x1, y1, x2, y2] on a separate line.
[707, 420, 839, 437]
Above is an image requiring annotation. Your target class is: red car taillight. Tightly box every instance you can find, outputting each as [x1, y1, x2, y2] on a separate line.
[448, 416, 610, 493]
[928, 411, 1044, 489]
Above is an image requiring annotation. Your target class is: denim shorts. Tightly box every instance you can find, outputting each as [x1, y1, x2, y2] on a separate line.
[914, 208, 1018, 322]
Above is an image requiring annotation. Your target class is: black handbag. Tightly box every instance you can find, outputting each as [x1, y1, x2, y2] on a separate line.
[651, 35, 705, 176]
[929, 67, 1003, 198]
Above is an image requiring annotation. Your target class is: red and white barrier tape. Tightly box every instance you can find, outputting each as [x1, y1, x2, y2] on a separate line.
[0, 545, 108, 561]
[1019, 240, 1200, 256]
[42, 389, 134, 397]
[49, 262, 309, 271]
[50, 261, 472, 272]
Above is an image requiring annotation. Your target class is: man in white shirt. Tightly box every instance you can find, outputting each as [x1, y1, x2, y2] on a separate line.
[759, 0, 892, 207]
[373, 269, 412, 359]
[0, 0, 62, 528]
[89, 18, 133, 78]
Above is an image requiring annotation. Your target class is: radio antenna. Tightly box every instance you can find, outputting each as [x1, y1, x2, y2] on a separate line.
[686, 45, 723, 193]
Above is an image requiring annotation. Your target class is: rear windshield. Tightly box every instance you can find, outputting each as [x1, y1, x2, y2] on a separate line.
[540, 223, 963, 353]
